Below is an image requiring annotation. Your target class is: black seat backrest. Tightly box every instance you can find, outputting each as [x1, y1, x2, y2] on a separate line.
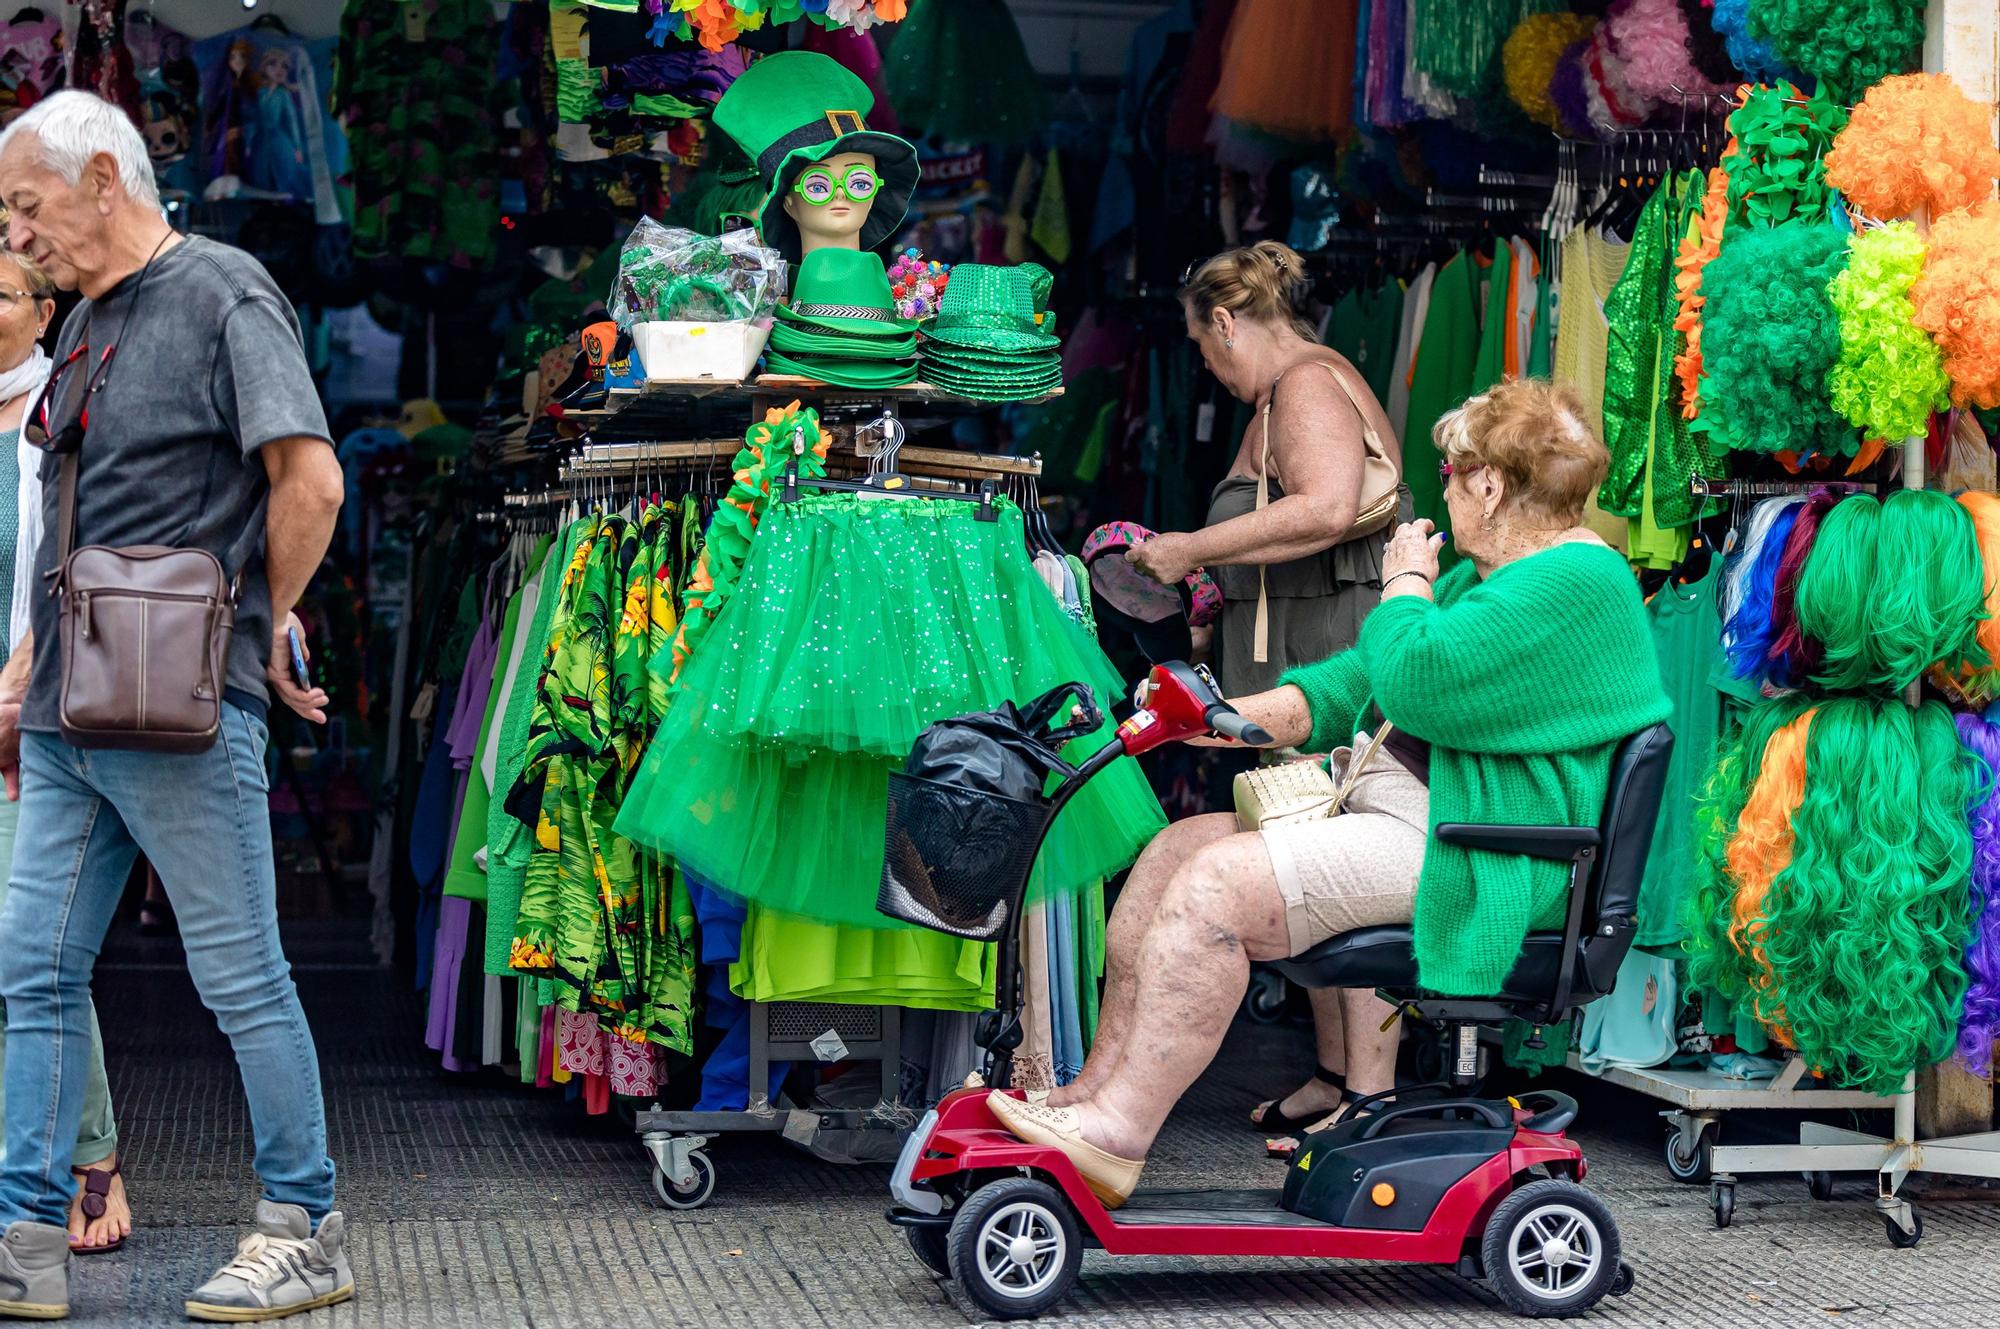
[1591, 722, 1675, 920]
[1573, 722, 1674, 997]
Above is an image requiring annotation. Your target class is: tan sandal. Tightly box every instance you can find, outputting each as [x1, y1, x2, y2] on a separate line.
[987, 1094, 1144, 1209]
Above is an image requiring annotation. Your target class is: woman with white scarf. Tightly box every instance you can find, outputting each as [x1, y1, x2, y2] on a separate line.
[0, 246, 132, 1253]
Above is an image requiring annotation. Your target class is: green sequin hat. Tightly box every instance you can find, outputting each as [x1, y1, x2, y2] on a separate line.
[713, 51, 920, 259]
[922, 262, 1061, 354]
[774, 249, 921, 339]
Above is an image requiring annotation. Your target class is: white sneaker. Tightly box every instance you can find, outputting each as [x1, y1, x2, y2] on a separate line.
[184, 1202, 353, 1323]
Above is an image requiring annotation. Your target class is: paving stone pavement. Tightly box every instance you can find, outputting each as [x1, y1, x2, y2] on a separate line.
[58, 925, 2000, 1327]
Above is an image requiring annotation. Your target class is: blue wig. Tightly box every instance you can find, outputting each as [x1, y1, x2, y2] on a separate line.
[1725, 497, 1804, 686]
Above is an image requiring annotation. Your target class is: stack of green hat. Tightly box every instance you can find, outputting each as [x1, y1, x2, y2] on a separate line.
[766, 249, 920, 388]
[918, 262, 1064, 402]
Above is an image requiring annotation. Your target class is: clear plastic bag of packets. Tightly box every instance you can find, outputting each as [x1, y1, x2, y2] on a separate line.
[610, 218, 787, 328]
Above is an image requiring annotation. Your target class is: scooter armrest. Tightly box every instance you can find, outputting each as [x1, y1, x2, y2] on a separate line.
[1432, 823, 1600, 862]
[1352, 1099, 1514, 1141]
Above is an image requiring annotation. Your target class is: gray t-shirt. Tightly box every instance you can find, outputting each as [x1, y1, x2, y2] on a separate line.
[23, 235, 331, 733]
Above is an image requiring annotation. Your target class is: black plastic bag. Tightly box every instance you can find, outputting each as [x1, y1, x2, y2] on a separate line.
[879, 682, 1102, 941]
[901, 681, 1102, 803]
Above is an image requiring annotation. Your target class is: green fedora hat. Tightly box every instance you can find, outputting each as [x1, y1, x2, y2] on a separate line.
[771, 323, 917, 360]
[775, 250, 919, 338]
[765, 348, 920, 389]
[713, 51, 920, 258]
[923, 263, 1061, 354]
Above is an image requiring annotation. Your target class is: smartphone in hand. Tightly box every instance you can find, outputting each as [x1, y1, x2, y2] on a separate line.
[288, 626, 312, 690]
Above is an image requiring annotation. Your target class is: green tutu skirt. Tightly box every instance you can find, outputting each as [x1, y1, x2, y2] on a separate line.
[614, 493, 1165, 931]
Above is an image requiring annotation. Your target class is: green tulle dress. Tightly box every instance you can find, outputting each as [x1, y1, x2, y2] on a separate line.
[613, 493, 1164, 931]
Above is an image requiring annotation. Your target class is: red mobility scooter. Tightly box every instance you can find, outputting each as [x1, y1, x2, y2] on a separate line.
[880, 662, 1670, 1320]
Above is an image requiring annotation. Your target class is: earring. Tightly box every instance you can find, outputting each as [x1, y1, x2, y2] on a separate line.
[1223, 337, 1235, 349]
[1481, 512, 1497, 531]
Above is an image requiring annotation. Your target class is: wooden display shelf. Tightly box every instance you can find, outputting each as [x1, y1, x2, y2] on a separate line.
[568, 375, 1063, 426]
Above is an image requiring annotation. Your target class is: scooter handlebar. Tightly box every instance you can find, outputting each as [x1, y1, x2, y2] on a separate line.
[1207, 706, 1275, 747]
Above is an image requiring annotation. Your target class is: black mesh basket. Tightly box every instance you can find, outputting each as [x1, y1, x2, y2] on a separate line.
[878, 771, 1053, 941]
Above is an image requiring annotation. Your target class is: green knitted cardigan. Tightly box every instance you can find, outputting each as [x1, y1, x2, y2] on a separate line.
[1280, 542, 1671, 996]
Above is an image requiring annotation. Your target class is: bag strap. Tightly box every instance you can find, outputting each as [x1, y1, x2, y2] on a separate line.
[55, 444, 269, 602]
[1019, 680, 1102, 750]
[55, 446, 77, 577]
[1253, 361, 1388, 664]
[1327, 720, 1395, 817]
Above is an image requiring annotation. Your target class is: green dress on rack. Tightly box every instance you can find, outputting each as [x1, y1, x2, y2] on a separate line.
[485, 527, 575, 977]
[1636, 560, 1723, 952]
[1402, 251, 1480, 543]
[1602, 171, 1724, 552]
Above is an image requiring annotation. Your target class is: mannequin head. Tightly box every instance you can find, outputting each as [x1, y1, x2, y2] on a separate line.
[780, 150, 880, 259]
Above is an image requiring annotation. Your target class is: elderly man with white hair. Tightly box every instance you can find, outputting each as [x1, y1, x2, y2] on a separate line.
[0, 91, 350, 1322]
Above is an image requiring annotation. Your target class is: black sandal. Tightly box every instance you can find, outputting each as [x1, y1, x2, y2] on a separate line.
[1246, 1064, 1346, 1134]
[70, 1161, 126, 1254]
[1264, 1089, 1389, 1161]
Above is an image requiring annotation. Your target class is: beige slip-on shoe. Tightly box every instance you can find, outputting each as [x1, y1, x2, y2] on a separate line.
[987, 1094, 1145, 1209]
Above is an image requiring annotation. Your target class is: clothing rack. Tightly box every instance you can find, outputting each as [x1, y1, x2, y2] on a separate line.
[1689, 476, 1880, 498]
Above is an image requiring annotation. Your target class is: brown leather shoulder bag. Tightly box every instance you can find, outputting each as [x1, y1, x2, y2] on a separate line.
[52, 448, 250, 753]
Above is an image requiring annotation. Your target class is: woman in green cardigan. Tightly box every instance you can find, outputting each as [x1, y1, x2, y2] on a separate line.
[989, 379, 1672, 1207]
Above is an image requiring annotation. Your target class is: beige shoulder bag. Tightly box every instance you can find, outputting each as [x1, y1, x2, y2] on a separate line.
[1253, 361, 1402, 662]
[1233, 721, 1396, 831]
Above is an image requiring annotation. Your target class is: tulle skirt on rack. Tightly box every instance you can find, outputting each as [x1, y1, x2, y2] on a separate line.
[614, 493, 1165, 931]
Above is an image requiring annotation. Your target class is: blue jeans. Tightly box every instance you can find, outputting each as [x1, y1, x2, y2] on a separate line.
[0, 705, 336, 1228]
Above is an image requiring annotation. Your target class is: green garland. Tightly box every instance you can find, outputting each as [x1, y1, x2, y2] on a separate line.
[1722, 83, 1848, 227]
[662, 403, 829, 685]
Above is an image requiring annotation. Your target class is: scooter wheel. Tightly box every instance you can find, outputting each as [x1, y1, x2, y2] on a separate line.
[1480, 1179, 1623, 1318]
[946, 1177, 1082, 1320]
[906, 1223, 952, 1278]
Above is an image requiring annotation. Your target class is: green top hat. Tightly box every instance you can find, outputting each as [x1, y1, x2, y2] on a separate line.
[923, 263, 1061, 354]
[713, 51, 920, 258]
[774, 249, 920, 338]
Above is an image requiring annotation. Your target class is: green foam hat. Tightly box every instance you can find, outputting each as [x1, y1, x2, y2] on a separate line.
[713, 51, 920, 259]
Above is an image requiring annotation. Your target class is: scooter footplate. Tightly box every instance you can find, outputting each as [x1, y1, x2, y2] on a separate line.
[1111, 1189, 1334, 1229]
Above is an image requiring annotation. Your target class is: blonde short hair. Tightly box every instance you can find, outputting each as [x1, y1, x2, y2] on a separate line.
[1179, 240, 1317, 340]
[1433, 378, 1607, 525]
[0, 245, 55, 299]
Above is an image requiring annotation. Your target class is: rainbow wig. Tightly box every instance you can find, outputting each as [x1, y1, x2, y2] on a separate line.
[1761, 697, 1971, 1092]
[1953, 710, 2000, 1074]
[1722, 496, 1805, 686]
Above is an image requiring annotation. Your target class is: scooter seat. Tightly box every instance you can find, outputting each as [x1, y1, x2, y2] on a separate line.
[1270, 922, 1633, 1008]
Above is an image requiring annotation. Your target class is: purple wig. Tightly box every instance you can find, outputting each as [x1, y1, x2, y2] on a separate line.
[1954, 710, 2000, 1073]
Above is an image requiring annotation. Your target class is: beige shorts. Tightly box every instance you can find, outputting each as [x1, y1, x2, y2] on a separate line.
[1261, 734, 1431, 956]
